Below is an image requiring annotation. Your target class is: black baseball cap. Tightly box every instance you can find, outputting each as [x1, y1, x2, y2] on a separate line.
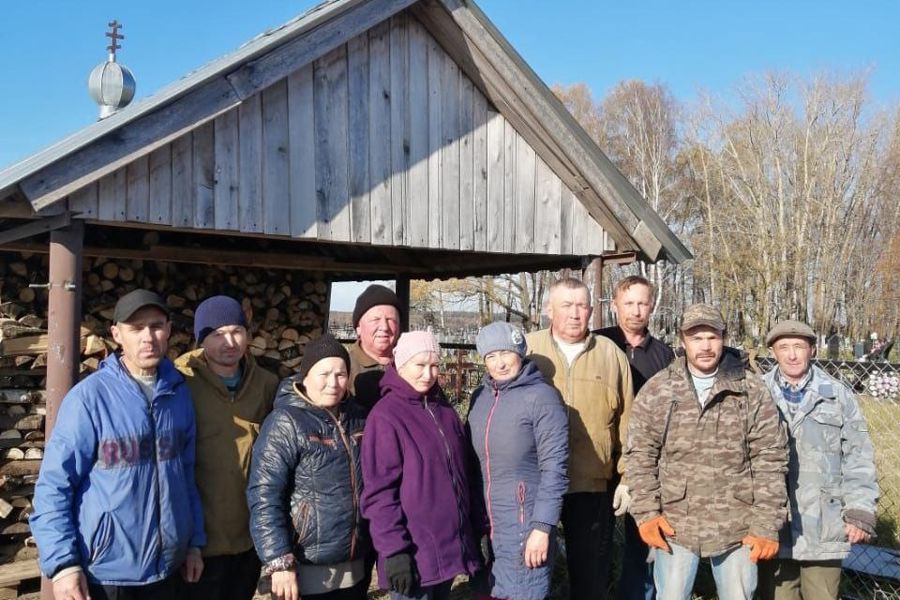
[113, 289, 170, 323]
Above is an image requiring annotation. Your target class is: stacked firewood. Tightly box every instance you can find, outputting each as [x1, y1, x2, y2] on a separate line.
[1, 252, 330, 376]
[0, 250, 331, 565]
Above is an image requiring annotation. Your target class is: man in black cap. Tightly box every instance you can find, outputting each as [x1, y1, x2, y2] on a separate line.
[347, 284, 403, 412]
[31, 289, 206, 600]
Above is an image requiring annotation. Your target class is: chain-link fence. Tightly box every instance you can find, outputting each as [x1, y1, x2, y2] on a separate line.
[438, 347, 900, 598]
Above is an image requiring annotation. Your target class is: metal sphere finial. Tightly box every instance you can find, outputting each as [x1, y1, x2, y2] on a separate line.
[88, 20, 136, 120]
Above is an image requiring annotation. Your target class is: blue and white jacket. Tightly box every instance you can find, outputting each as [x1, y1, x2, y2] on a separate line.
[764, 365, 879, 560]
[31, 354, 206, 584]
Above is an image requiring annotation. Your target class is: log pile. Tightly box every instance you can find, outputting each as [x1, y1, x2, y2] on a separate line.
[0, 249, 331, 566]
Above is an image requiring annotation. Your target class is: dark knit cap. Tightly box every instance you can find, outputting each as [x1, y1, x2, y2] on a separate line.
[298, 334, 351, 381]
[194, 295, 248, 344]
[352, 284, 402, 327]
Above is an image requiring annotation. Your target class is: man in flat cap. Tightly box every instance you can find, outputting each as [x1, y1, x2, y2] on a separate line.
[347, 284, 403, 412]
[176, 295, 279, 600]
[32, 289, 206, 600]
[758, 320, 879, 600]
[625, 304, 788, 600]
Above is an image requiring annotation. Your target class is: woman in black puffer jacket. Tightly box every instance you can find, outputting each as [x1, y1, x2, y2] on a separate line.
[247, 335, 369, 600]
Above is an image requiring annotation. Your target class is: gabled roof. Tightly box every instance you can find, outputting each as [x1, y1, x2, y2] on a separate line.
[0, 0, 691, 264]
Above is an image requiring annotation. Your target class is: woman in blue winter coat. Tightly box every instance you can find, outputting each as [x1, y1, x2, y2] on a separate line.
[247, 335, 369, 600]
[467, 322, 569, 600]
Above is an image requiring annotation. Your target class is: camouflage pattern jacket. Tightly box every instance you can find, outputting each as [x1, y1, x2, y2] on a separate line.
[763, 366, 879, 561]
[625, 350, 789, 557]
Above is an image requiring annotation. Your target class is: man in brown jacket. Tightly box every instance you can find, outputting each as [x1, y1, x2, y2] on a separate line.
[527, 277, 634, 600]
[176, 295, 279, 600]
[346, 284, 402, 412]
[625, 304, 788, 600]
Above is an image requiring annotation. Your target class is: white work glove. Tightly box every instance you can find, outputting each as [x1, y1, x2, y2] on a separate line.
[612, 484, 632, 517]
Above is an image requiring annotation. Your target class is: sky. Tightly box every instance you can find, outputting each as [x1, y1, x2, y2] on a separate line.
[1, 1, 898, 309]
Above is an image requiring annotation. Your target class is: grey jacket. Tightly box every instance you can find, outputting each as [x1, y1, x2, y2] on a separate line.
[764, 365, 879, 561]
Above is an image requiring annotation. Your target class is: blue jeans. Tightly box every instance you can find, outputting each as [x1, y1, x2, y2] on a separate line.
[390, 579, 452, 600]
[618, 514, 655, 600]
[654, 543, 756, 600]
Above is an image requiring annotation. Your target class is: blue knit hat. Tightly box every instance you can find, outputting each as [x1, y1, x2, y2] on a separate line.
[476, 322, 527, 358]
[194, 295, 248, 344]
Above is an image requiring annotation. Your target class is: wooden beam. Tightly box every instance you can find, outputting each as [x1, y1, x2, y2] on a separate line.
[0, 241, 410, 275]
[0, 212, 71, 245]
[396, 276, 410, 332]
[227, 0, 419, 99]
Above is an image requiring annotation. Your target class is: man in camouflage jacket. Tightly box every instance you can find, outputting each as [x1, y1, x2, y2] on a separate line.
[625, 304, 788, 600]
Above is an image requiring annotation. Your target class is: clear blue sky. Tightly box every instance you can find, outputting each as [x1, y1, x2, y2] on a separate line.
[1, 1, 897, 309]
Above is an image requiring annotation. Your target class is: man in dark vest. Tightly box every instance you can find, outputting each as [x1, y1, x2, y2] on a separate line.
[594, 275, 674, 600]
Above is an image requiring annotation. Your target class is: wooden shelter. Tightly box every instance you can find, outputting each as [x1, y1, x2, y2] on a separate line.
[0, 0, 693, 388]
[0, 0, 693, 408]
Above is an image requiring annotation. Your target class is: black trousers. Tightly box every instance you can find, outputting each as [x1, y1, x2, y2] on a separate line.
[180, 548, 261, 600]
[561, 491, 615, 600]
[88, 573, 181, 600]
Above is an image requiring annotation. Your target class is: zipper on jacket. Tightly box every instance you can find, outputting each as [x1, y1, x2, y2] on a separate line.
[327, 410, 360, 560]
[517, 481, 526, 525]
[423, 396, 471, 564]
[483, 386, 502, 538]
[146, 395, 165, 574]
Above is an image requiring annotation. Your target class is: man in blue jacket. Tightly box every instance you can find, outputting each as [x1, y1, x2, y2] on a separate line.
[32, 289, 206, 600]
[759, 320, 879, 600]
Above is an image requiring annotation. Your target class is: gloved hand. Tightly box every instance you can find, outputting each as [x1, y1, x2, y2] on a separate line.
[479, 533, 494, 566]
[385, 552, 416, 596]
[742, 535, 779, 563]
[612, 484, 632, 517]
[638, 515, 675, 551]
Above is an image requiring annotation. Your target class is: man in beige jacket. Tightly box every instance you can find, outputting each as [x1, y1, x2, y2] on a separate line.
[176, 295, 279, 600]
[527, 278, 634, 600]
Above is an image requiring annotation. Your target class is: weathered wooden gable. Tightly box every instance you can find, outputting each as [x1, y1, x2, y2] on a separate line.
[68, 11, 611, 256]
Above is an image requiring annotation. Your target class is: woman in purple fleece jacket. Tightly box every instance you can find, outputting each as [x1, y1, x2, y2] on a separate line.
[360, 331, 482, 600]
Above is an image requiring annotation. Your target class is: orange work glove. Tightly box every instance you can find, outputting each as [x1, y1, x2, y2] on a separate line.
[742, 535, 779, 562]
[638, 516, 675, 551]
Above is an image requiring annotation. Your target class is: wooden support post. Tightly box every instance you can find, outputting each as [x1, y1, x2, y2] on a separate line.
[590, 256, 605, 330]
[41, 220, 83, 600]
[395, 276, 410, 332]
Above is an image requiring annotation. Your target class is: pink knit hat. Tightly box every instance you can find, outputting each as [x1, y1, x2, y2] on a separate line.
[393, 330, 440, 367]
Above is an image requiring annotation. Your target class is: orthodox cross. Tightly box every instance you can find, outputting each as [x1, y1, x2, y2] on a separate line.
[106, 20, 125, 61]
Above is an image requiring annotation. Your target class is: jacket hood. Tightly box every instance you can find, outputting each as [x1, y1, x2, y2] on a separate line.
[379, 365, 444, 405]
[481, 358, 545, 392]
[99, 353, 184, 395]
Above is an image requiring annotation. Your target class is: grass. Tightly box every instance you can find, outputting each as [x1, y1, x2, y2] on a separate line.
[859, 396, 900, 549]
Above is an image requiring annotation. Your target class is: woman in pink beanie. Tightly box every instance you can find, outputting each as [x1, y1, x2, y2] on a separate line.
[360, 331, 484, 600]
